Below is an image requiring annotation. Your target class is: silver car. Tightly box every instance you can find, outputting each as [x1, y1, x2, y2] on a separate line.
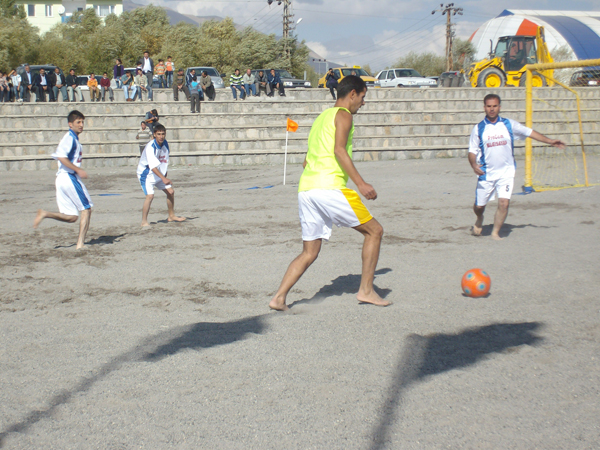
[185, 67, 225, 89]
[375, 68, 437, 88]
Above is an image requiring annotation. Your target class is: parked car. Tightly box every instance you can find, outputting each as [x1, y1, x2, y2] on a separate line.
[438, 71, 466, 87]
[185, 67, 226, 89]
[375, 68, 437, 88]
[317, 66, 377, 89]
[569, 69, 600, 87]
[251, 69, 311, 88]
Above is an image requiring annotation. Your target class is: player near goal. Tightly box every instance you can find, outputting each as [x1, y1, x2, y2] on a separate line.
[469, 94, 566, 240]
[33, 110, 93, 249]
[269, 75, 390, 311]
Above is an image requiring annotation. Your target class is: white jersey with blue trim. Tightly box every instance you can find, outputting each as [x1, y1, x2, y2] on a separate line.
[52, 130, 83, 175]
[137, 139, 170, 183]
[469, 117, 532, 181]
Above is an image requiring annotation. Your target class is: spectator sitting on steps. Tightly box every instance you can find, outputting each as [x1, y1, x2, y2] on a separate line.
[268, 69, 285, 97]
[144, 109, 160, 132]
[136, 121, 153, 154]
[256, 70, 271, 97]
[87, 73, 100, 102]
[230, 69, 245, 100]
[134, 68, 149, 101]
[200, 71, 215, 101]
[100, 72, 114, 102]
[66, 68, 83, 102]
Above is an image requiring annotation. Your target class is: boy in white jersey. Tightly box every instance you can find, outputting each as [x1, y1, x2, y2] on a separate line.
[33, 110, 93, 249]
[469, 94, 565, 240]
[136, 124, 186, 227]
[269, 76, 389, 311]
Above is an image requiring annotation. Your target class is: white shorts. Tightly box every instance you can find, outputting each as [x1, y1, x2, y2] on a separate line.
[55, 172, 93, 216]
[475, 176, 514, 206]
[298, 188, 373, 241]
[138, 172, 171, 195]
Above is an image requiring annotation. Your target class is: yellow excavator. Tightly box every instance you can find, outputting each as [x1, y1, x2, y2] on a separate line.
[468, 26, 554, 88]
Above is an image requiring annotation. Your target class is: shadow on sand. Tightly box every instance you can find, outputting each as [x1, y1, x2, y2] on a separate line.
[479, 223, 551, 238]
[289, 268, 392, 308]
[0, 315, 267, 448]
[368, 321, 544, 450]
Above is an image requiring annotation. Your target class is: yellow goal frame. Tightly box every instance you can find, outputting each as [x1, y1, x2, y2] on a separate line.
[524, 58, 600, 191]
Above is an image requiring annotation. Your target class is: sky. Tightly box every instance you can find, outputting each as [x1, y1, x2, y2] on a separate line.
[144, 0, 600, 72]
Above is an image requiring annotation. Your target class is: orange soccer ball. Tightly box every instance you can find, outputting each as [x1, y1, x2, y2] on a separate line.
[461, 269, 491, 297]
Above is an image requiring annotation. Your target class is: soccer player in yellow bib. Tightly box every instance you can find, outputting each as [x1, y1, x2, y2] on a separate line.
[269, 76, 390, 311]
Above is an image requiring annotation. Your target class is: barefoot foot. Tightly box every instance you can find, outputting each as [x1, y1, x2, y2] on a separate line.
[168, 216, 186, 222]
[471, 225, 482, 236]
[141, 222, 150, 227]
[357, 290, 391, 307]
[269, 295, 289, 311]
[491, 233, 504, 241]
[33, 209, 46, 229]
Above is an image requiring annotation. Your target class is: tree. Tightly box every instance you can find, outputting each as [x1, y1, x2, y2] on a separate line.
[452, 37, 476, 70]
[392, 52, 446, 77]
[0, 0, 25, 19]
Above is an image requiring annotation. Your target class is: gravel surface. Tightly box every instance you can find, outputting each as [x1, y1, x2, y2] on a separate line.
[1, 158, 599, 449]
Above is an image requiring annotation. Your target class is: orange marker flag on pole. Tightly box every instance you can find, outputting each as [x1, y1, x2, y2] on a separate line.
[283, 118, 298, 185]
[286, 118, 299, 132]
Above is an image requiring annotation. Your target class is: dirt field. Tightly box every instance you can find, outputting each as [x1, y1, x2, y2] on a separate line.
[1, 158, 599, 449]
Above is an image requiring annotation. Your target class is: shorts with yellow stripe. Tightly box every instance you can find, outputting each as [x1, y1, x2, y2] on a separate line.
[298, 188, 373, 241]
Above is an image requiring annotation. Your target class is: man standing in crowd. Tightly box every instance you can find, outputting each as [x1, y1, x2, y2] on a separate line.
[66, 68, 83, 102]
[243, 68, 257, 97]
[268, 68, 285, 97]
[165, 56, 175, 88]
[141, 50, 154, 101]
[155, 59, 166, 88]
[256, 70, 271, 97]
[51, 67, 68, 102]
[173, 68, 189, 102]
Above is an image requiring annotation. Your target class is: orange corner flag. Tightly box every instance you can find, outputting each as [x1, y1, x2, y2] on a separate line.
[286, 118, 298, 132]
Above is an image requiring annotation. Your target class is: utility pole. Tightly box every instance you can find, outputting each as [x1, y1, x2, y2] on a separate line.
[432, 3, 463, 71]
[267, 0, 294, 70]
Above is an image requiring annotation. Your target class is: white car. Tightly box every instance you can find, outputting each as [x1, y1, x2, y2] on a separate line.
[375, 68, 437, 88]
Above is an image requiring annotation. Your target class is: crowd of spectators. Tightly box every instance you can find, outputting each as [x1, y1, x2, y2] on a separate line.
[1, 51, 298, 105]
[227, 68, 285, 100]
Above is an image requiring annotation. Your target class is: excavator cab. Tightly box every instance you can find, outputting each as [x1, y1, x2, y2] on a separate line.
[496, 36, 537, 72]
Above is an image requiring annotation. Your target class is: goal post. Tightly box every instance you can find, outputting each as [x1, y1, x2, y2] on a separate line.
[523, 58, 600, 192]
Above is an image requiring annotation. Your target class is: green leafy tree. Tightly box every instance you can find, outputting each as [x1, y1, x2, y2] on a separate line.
[0, 4, 38, 71]
[452, 37, 476, 70]
[392, 51, 446, 77]
[0, 0, 25, 19]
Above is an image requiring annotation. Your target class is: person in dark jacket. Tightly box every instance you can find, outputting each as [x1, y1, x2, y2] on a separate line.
[51, 67, 68, 102]
[33, 68, 51, 102]
[325, 68, 339, 100]
[66, 69, 84, 102]
[268, 69, 285, 97]
[113, 58, 125, 88]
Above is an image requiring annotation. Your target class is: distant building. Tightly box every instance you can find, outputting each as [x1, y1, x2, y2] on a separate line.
[16, 0, 123, 34]
[469, 10, 600, 61]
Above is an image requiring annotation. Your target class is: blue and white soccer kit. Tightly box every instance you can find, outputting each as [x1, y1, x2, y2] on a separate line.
[469, 117, 532, 206]
[51, 129, 93, 216]
[137, 139, 171, 195]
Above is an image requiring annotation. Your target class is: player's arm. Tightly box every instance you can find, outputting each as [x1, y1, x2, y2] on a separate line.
[468, 127, 484, 176]
[333, 109, 377, 200]
[529, 130, 566, 149]
[151, 167, 171, 186]
[56, 157, 88, 179]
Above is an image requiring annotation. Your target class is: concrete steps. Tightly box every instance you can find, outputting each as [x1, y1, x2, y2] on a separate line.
[2, 86, 600, 171]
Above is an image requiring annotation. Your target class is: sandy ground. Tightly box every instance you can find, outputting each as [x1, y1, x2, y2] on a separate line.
[1, 158, 599, 449]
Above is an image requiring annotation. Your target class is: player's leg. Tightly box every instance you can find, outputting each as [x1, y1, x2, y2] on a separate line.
[163, 187, 186, 222]
[33, 210, 78, 228]
[491, 199, 509, 240]
[353, 218, 390, 307]
[76, 208, 92, 249]
[490, 177, 514, 240]
[141, 194, 154, 227]
[269, 239, 322, 311]
[473, 180, 493, 236]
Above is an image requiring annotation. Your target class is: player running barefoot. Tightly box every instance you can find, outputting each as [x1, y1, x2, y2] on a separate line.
[270, 76, 390, 311]
[469, 94, 566, 240]
[33, 110, 92, 250]
[136, 124, 186, 227]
